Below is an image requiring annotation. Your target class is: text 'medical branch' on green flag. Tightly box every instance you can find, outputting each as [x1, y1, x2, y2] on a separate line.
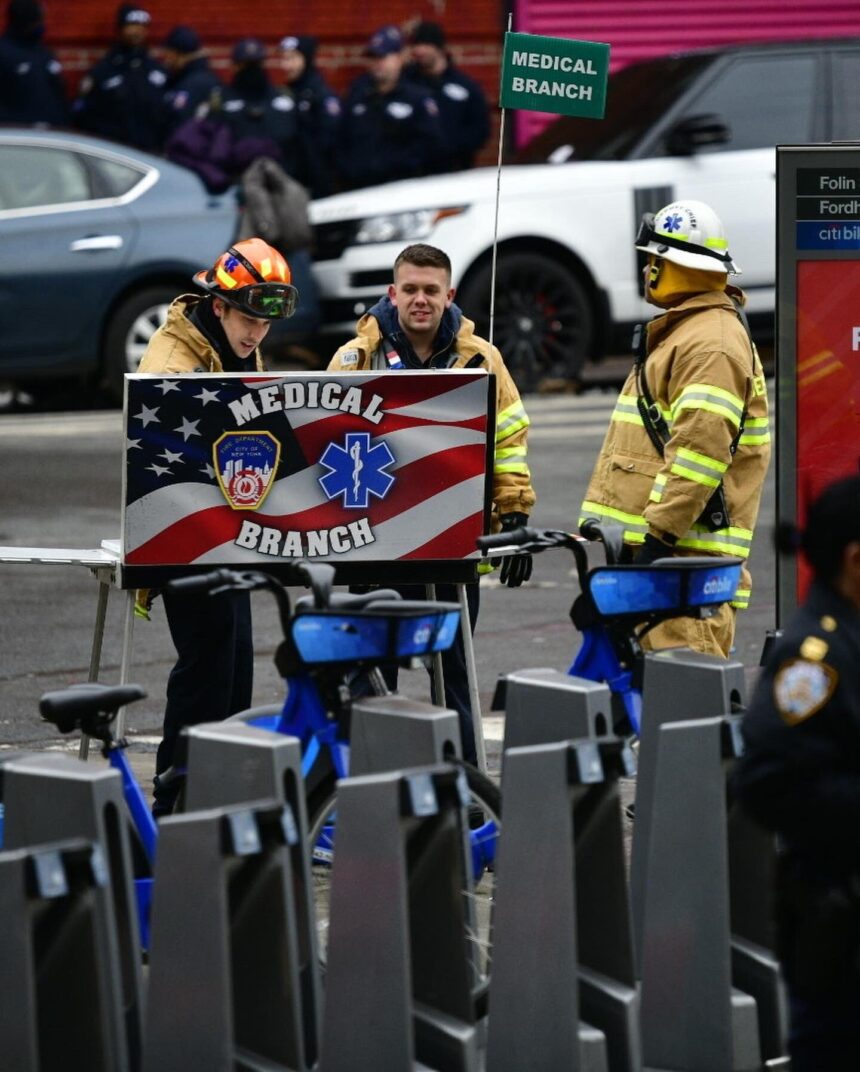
[499, 32, 610, 119]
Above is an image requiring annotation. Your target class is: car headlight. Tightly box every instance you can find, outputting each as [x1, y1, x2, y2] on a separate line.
[353, 207, 466, 245]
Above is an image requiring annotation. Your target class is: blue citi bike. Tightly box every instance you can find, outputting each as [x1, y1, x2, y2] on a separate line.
[478, 519, 744, 738]
[29, 560, 502, 987]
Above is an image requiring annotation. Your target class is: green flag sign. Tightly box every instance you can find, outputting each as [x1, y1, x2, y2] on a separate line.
[499, 32, 610, 119]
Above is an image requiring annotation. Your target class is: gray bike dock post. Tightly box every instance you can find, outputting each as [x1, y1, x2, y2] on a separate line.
[320, 764, 479, 1072]
[630, 648, 746, 966]
[637, 715, 776, 1072]
[728, 793, 788, 1065]
[2, 752, 144, 1069]
[500, 668, 614, 752]
[144, 798, 318, 1072]
[0, 838, 130, 1072]
[349, 693, 464, 773]
[487, 738, 639, 1072]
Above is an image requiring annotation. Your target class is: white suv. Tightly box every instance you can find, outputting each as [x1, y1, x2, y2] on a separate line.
[310, 39, 860, 389]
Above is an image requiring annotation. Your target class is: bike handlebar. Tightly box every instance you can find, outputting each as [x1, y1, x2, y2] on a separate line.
[166, 564, 336, 637]
[477, 520, 625, 588]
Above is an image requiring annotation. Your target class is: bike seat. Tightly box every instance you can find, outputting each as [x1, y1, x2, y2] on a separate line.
[294, 589, 402, 612]
[39, 682, 147, 735]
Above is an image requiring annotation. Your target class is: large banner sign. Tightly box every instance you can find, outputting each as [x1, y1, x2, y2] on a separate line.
[121, 371, 493, 586]
[777, 147, 860, 617]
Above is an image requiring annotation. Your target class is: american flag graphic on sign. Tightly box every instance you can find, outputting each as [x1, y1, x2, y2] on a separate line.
[122, 371, 492, 583]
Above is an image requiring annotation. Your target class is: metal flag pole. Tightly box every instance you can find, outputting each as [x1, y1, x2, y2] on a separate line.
[487, 11, 513, 358]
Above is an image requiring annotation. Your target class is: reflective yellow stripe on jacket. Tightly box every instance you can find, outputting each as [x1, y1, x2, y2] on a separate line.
[495, 400, 531, 476]
[671, 382, 745, 429]
[738, 416, 771, 447]
[579, 501, 648, 544]
[670, 446, 728, 490]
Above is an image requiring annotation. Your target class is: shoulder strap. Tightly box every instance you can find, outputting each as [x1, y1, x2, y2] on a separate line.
[633, 324, 670, 458]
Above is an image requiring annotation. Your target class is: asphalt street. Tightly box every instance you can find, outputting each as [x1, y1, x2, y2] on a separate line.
[0, 385, 776, 769]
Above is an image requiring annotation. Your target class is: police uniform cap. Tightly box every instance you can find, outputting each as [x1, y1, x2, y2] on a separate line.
[364, 25, 404, 57]
[163, 25, 200, 55]
[117, 3, 150, 28]
[278, 34, 317, 63]
[232, 36, 266, 64]
[801, 475, 860, 582]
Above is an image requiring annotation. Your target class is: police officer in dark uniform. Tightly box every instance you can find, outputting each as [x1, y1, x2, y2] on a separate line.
[72, 3, 166, 151]
[277, 34, 340, 197]
[211, 36, 298, 175]
[0, 0, 67, 126]
[338, 24, 442, 190]
[735, 474, 860, 1071]
[158, 24, 220, 142]
[405, 20, 490, 173]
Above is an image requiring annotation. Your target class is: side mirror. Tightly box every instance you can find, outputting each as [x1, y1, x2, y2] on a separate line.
[666, 113, 730, 156]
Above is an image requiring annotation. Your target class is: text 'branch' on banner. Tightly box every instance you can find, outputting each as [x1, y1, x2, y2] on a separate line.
[499, 32, 610, 119]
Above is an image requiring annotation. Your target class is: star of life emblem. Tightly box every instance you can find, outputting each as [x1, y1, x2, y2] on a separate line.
[318, 432, 395, 509]
[214, 431, 280, 510]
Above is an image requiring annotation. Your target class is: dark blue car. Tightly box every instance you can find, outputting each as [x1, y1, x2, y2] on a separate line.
[0, 129, 319, 401]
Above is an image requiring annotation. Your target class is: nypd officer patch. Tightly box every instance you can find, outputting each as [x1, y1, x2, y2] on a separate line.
[773, 658, 838, 725]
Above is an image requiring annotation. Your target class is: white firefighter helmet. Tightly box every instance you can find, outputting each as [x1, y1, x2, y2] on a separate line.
[635, 199, 741, 275]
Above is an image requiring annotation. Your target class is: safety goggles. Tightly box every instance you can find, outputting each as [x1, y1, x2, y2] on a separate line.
[230, 282, 299, 319]
[635, 213, 736, 271]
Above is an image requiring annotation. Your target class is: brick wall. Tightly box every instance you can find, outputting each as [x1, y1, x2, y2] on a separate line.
[43, 1, 505, 164]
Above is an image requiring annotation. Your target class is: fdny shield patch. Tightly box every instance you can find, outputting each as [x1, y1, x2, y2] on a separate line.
[773, 658, 838, 725]
[214, 431, 280, 510]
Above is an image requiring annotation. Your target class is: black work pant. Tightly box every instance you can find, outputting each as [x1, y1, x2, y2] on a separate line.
[153, 587, 253, 813]
[355, 582, 480, 765]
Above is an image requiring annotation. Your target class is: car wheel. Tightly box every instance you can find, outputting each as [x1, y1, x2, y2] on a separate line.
[102, 286, 176, 402]
[457, 253, 594, 392]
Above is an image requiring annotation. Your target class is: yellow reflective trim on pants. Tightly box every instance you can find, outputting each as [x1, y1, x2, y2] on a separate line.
[495, 461, 530, 474]
[676, 535, 750, 557]
[496, 445, 527, 459]
[669, 462, 721, 488]
[730, 587, 751, 609]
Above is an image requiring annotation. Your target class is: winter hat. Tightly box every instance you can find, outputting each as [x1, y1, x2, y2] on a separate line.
[7, 0, 43, 31]
[410, 21, 446, 49]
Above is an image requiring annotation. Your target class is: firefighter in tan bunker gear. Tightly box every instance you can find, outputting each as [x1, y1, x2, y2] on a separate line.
[580, 200, 771, 658]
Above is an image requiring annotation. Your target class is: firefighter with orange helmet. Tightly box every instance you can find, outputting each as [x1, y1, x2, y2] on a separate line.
[137, 237, 298, 816]
[139, 237, 297, 376]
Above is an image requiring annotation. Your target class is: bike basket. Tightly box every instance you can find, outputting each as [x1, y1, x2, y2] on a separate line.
[290, 601, 461, 664]
[587, 558, 742, 617]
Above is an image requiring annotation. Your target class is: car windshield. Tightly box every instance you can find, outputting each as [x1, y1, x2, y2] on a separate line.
[512, 52, 714, 163]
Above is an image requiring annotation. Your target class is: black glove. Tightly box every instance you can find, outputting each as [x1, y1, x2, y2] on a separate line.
[498, 512, 533, 588]
[633, 532, 674, 565]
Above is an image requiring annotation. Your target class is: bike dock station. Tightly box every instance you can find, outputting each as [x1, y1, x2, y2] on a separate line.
[144, 799, 320, 1072]
[320, 765, 480, 1072]
[2, 751, 145, 1066]
[487, 737, 638, 1072]
[0, 837, 133, 1072]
